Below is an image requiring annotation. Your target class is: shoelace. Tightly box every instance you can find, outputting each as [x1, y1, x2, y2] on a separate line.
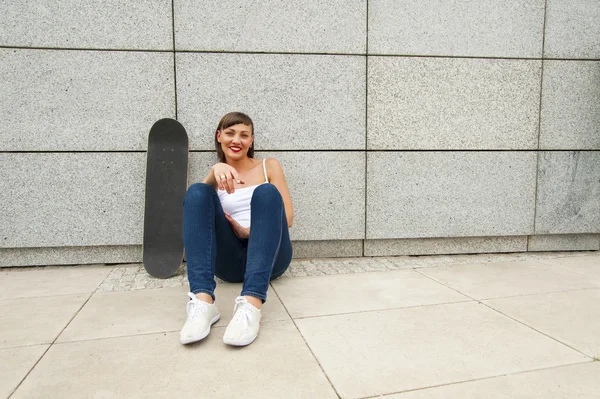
[232, 297, 255, 330]
[186, 293, 208, 321]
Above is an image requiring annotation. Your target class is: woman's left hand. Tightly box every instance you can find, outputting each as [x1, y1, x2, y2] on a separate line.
[224, 211, 250, 239]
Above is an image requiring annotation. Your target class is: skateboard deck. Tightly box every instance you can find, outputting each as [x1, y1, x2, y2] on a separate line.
[143, 118, 189, 278]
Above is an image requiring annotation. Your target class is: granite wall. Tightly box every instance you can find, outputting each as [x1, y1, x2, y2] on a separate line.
[1, 1, 599, 266]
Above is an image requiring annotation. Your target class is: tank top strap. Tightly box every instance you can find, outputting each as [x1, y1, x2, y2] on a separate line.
[262, 158, 269, 183]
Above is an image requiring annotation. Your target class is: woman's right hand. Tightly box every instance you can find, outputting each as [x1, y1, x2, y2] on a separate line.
[212, 163, 244, 194]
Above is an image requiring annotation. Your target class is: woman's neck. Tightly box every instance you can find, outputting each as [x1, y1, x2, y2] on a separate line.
[226, 157, 255, 172]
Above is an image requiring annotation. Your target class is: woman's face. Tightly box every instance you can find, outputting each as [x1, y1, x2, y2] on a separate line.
[217, 123, 254, 161]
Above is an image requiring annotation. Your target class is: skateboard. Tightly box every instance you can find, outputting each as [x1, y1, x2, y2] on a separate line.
[143, 118, 189, 278]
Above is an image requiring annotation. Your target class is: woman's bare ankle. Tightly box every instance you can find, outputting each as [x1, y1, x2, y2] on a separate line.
[195, 292, 214, 304]
[244, 296, 263, 309]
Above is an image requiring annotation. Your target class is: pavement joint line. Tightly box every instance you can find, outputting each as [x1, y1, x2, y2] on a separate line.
[0, 292, 98, 302]
[479, 300, 597, 360]
[477, 286, 600, 302]
[50, 318, 291, 346]
[290, 299, 477, 320]
[356, 359, 596, 399]
[413, 268, 483, 301]
[2, 252, 597, 395]
[2, 252, 597, 295]
[8, 291, 95, 398]
[269, 282, 343, 398]
[0, 343, 50, 351]
[413, 267, 598, 359]
[534, 262, 600, 281]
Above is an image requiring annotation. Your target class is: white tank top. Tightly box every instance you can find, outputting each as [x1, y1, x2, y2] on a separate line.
[218, 159, 269, 228]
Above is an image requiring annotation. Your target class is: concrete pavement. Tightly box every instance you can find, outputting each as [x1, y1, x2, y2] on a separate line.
[2, 251, 599, 398]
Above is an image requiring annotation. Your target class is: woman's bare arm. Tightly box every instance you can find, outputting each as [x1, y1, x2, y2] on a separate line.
[202, 163, 244, 193]
[202, 166, 218, 189]
[266, 158, 294, 228]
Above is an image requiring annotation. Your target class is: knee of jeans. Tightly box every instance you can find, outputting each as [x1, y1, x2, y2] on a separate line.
[184, 183, 213, 204]
[251, 183, 280, 205]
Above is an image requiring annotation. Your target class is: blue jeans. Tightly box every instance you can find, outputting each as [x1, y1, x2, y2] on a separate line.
[182, 183, 292, 302]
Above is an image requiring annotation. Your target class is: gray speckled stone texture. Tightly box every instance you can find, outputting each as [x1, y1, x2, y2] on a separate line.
[540, 61, 600, 150]
[367, 152, 537, 239]
[368, 0, 545, 57]
[0, 49, 175, 151]
[189, 151, 365, 241]
[92, 251, 594, 291]
[0, 1, 172, 50]
[365, 236, 527, 256]
[0, 153, 145, 247]
[544, 0, 600, 59]
[0, 246, 142, 267]
[187, 152, 218, 186]
[176, 53, 365, 150]
[175, 0, 365, 53]
[535, 151, 600, 234]
[1, 150, 364, 249]
[367, 57, 541, 150]
[266, 151, 364, 241]
[291, 240, 363, 259]
[528, 234, 600, 252]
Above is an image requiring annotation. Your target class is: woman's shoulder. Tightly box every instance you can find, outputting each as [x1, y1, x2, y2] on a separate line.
[261, 157, 284, 180]
[263, 157, 282, 169]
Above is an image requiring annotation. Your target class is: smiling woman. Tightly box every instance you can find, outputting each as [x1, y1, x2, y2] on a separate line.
[180, 112, 294, 347]
[214, 112, 255, 163]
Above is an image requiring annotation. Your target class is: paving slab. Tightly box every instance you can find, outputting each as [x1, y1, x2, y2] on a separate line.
[416, 260, 599, 300]
[534, 151, 600, 235]
[0, 345, 48, 398]
[367, 57, 541, 150]
[0, 49, 175, 151]
[13, 323, 338, 399]
[540, 61, 600, 149]
[1, 153, 146, 247]
[0, 265, 112, 300]
[368, 0, 544, 57]
[535, 254, 600, 281]
[0, 294, 88, 348]
[175, 0, 365, 53]
[177, 53, 365, 151]
[380, 361, 600, 398]
[528, 234, 600, 252]
[291, 240, 363, 258]
[94, 253, 597, 293]
[365, 236, 527, 256]
[0, 0, 172, 50]
[366, 152, 537, 239]
[1, 252, 599, 398]
[57, 283, 290, 343]
[295, 302, 589, 398]
[544, 0, 600, 59]
[380, 251, 583, 270]
[272, 270, 470, 318]
[0, 245, 141, 267]
[484, 289, 600, 358]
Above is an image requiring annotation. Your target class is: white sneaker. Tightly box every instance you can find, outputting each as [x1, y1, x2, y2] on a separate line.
[223, 296, 262, 346]
[180, 292, 220, 345]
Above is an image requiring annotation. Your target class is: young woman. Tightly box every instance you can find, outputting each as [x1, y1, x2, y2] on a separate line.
[180, 112, 293, 346]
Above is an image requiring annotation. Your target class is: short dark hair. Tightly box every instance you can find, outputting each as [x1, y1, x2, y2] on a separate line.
[214, 112, 254, 163]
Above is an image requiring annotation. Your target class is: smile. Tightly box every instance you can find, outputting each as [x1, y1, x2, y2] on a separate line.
[229, 146, 242, 153]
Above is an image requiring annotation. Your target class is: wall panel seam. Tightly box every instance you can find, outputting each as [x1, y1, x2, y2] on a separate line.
[3, 46, 598, 61]
[364, 0, 369, 253]
[3, 150, 599, 154]
[172, 0, 178, 120]
[533, 0, 550, 235]
[0, 46, 172, 53]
